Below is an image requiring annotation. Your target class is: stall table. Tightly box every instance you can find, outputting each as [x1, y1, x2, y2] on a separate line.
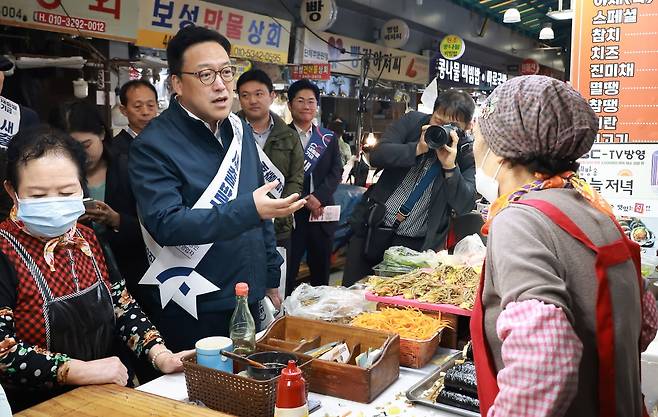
[15, 335, 658, 417]
[135, 349, 464, 417]
[15, 384, 230, 417]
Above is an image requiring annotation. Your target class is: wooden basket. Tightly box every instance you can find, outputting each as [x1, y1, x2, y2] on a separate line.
[257, 316, 400, 403]
[182, 356, 311, 417]
[399, 330, 443, 368]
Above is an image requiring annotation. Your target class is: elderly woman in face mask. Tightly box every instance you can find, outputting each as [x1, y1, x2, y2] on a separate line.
[0, 126, 192, 411]
[469, 75, 658, 417]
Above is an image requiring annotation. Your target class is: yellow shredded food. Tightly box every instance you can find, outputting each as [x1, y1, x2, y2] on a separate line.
[351, 308, 452, 340]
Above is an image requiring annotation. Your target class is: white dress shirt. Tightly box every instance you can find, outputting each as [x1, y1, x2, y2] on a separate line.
[177, 98, 223, 147]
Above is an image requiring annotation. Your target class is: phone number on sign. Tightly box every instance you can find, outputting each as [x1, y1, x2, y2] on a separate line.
[33, 11, 106, 33]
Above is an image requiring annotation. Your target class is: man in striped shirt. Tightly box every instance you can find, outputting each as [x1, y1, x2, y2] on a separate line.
[343, 90, 477, 285]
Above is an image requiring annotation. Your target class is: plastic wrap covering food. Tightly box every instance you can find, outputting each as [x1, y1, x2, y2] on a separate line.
[379, 246, 441, 270]
[282, 283, 375, 323]
[437, 389, 480, 413]
[444, 361, 478, 396]
[442, 234, 486, 268]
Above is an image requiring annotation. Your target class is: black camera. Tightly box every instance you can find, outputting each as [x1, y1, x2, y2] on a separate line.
[424, 124, 465, 149]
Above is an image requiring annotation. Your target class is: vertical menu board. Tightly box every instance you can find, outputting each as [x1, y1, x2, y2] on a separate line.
[574, 1, 658, 220]
[572, 1, 658, 144]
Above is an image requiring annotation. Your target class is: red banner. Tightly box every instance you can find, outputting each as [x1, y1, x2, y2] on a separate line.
[290, 64, 331, 80]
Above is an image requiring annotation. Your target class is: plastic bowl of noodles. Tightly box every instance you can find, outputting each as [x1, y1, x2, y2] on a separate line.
[641, 254, 658, 279]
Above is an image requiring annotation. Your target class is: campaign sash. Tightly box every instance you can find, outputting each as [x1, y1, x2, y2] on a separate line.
[256, 145, 285, 198]
[0, 97, 20, 147]
[138, 113, 245, 319]
[303, 126, 334, 176]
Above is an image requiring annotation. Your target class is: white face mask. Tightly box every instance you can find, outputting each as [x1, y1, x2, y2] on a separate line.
[475, 149, 503, 203]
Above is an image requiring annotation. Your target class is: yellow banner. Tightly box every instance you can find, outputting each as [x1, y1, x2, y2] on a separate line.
[136, 0, 291, 65]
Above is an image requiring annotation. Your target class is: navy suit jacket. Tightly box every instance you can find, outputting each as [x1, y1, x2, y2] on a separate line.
[289, 123, 343, 233]
[129, 98, 282, 320]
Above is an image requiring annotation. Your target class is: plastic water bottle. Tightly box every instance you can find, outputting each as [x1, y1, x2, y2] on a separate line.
[230, 282, 256, 355]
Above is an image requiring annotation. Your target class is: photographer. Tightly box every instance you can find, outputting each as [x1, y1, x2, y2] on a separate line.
[343, 91, 476, 286]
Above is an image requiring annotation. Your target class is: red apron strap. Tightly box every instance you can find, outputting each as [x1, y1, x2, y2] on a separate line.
[470, 263, 499, 416]
[515, 199, 633, 417]
[446, 220, 457, 251]
[515, 200, 599, 252]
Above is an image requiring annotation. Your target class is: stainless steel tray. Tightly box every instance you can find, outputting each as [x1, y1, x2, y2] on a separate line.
[406, 353, 480, 417]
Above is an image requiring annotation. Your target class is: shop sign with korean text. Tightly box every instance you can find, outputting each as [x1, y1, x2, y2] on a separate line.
[0, 0, 138, 42]
[300, 0, 337, 32]
[430, 54, 508, 90]
[521, 58, 540, 75]
[578, 144, 658, 217]
[290, 64, 330, 80]
[572, 0, 658, 144]
[439, 35, 465, 60]
[137, 0, 291, 65]
[381, 19, 410, 49]
[298, 28, 429, 85]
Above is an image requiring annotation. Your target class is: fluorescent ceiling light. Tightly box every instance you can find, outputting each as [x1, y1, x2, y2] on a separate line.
[539, 23, 554, 40]
[547, 9, 574, 20]
[547, 0, 574, 20]
[503, 8, 521, 23]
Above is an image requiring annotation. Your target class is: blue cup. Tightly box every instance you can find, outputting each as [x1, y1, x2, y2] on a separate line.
[195, 336, 234, 373]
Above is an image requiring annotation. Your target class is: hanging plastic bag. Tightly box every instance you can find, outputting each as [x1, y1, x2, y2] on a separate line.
[452, 234, 486, 267]
[282, 284, 375, 323]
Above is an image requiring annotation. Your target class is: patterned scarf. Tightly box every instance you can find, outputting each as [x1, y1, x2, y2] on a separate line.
[10, 206, 92, 271]
[481, 171, 614, 236]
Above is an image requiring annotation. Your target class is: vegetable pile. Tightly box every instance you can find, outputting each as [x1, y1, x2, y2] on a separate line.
[377, 246, 439, 271]
[368, 264, 479, 310]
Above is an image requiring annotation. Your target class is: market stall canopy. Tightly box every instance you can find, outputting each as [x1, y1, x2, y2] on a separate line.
[448, 0, 572, 49]
[15, 56, 86, 69]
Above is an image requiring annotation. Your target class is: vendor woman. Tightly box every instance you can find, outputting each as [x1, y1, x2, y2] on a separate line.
[0, 126, 192, 411]
[470, 75, 658, 417]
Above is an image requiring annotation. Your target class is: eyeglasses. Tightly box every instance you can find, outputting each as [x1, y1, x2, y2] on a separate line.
[180, 65, 237, 85]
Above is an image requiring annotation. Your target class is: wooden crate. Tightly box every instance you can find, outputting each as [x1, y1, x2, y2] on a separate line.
[399, 330, 443, 368]
[375, 302, 459, 349]
[257, 316, 400, 403]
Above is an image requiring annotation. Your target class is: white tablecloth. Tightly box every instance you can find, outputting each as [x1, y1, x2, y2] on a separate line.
[137, 336, 658, 417]
[137, 349, 462, 417]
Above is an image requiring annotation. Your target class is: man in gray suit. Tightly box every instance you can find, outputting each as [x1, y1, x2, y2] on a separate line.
[343, 90, 477, 285]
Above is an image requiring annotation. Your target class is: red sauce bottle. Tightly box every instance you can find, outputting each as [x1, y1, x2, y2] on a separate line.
[274, 360, 308, 417]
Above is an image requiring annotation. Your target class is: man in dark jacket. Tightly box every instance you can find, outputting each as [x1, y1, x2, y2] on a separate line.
[112, 79, 158, 155]
[342, 90, 477, 286]
[0, 57, 39, 219]
[236, 69, 304, 295]
[287, 79, 343, 293]
[128, 26, 304, 351]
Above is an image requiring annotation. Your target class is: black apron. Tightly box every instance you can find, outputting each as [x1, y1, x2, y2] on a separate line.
[0, 230, 115, 410]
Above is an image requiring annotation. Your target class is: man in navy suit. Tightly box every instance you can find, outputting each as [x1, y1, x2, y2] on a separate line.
[0, 56, 39, 220]
[287, 79, 342, 293]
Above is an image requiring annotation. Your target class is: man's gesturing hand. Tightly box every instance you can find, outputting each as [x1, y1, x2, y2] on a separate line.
[253, 182, 306, 220]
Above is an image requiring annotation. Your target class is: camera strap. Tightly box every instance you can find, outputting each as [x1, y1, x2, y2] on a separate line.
[394, 161, 441, 227]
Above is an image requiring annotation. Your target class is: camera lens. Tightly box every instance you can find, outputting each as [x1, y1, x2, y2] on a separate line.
[424, 125, 450, 149]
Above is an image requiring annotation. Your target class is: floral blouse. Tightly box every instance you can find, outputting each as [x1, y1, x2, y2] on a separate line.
[0, 278, 163, 388]
[0, 220, 163, 389]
